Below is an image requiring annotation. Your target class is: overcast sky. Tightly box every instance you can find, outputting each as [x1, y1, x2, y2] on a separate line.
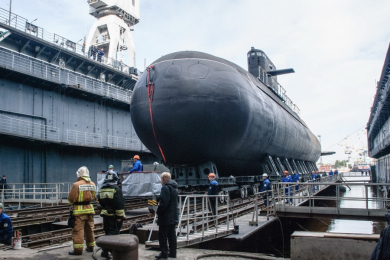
[1, 0, 389, 165]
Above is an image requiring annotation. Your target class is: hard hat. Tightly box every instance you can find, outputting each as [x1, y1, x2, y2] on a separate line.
[108, 165, 114, 169]
[133, 155, 140, 160]
[104, 170, 119, 184]
[76, 166, 89, 178]
[208, 173, 216, 177]
[0, 203, 3, 209]
[262, 173, 268, 177]
[284, 171, 288, 174]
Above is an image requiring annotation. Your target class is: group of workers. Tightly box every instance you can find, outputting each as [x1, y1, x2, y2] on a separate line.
[88, 45, 105, 62]
[0, 156, 342, 258]
[66, 154, 143, 258]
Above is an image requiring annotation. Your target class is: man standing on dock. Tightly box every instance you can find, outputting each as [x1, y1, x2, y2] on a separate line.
[260, 173, 271, 207]
[0, 203, 13, 245]
[208, 173, 219, 216]
[68, 166, 96, 256]
[292, 171, 300, 192]
[0, 175, 7, 199]
[282, 171, 293, 204]
[156, 172, 178, 259]
[98, 170, 125, 259]
[311, 171, 316, 193]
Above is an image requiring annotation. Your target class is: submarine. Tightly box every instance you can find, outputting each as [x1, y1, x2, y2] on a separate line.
[130, 47, 321, 186]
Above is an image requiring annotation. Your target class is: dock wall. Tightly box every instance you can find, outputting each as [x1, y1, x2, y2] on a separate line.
[291, 231, 378, 260]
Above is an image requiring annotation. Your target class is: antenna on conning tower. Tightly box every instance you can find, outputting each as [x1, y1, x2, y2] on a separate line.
[86, 0, 140, 67]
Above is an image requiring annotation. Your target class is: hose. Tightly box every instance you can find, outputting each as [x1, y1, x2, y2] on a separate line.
[276, 218, 285, 258]
[92, 247, 102, 260]
[195, 252, 278, 260]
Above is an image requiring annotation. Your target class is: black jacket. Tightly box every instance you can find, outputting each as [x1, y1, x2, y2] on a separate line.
[0, 178, 6, 189]
[157, 180, 179, 226]
[98, 183, 125, 218]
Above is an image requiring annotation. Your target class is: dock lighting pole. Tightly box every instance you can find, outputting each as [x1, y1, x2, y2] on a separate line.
[318, 135, 323, 165]
[31, 18, 38, 24]
[8, 0, 12, 25]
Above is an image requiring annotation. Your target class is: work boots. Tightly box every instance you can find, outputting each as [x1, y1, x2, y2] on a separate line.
[168, 252, 177, 258]
[85, 246, 94, 252]
[68, 250, 82, 255]
[155, 252, 168, 259]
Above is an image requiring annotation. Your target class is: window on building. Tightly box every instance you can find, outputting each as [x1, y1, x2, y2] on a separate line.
[251, 53, 255, 56]
[257, 52, 261, 56]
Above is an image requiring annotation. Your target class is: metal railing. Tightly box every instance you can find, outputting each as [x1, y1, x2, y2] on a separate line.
[108, 135, 147, 151]
[0, 47, 132, 104]
[251, 190, 275, 223]
[257, 66, 300, 115]
[147, 194, 231, 244]
[67, 130, 103, 147]
[0, 113, 59, 141]
[0, 182, 72, 208]
[0, 7, 136, 74]
[272, 179, 390, 216]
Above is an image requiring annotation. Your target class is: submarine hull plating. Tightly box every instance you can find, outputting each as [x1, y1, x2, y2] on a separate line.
[130, 51, 320, 177]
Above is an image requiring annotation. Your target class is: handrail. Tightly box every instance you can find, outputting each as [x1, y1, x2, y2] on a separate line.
[146, 194, 230, 244]
[0, 7, 137, 75]
[258, 66, 300, 115]
[1, 182, 71, 208]
[271, 176, 389, 212]
[0, 47, 132, 104]
[0, 113, 59, 141]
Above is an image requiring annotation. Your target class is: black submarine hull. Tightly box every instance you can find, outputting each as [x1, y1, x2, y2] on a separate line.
[130, 51, 320, 177]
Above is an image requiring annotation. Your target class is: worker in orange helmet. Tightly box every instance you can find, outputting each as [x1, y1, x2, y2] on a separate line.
[207, 173, 218, 215]
[129, 155, 143, 173]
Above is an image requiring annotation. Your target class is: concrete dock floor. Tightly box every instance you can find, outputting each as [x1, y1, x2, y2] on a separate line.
[0, 243, 286, 260]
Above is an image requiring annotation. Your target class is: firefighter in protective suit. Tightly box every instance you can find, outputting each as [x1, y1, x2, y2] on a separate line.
[98, 170, 125, 259]
[68, 166, 96, 255]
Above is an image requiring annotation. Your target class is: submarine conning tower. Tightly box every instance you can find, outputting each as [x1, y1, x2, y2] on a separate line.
[247, 47, 276, 79]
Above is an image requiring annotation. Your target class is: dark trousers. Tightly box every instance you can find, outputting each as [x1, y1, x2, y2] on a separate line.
[158, 224, 177, 257]
[102, 216, 123, 255]
[209, 197, 217, 216]
[103, 216, 122, 235]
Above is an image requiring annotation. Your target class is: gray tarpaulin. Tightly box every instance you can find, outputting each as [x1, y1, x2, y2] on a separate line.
[97, 172, 162, 197]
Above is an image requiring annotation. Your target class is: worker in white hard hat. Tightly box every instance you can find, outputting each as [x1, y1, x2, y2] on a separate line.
[68, 166, 96, 255]
[260, 173, 271, 206]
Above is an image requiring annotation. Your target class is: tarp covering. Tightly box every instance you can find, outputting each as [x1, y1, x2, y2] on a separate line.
[97, 172, 162, 197]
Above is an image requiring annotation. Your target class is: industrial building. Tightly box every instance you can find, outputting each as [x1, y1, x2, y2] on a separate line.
[367, 43, 390, 183]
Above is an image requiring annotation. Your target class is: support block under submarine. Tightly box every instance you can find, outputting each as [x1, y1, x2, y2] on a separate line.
[129, 47, 321, 198]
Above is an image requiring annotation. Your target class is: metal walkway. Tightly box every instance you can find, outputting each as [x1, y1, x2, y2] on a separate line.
[145, 194, 235, 248]
[273, 174, 389, 221]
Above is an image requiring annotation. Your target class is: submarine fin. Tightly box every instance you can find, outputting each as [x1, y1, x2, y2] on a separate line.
[267, 68, 295, 76]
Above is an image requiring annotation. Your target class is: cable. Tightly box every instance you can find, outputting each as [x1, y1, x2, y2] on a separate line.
[92, 247, 102, 260]
[276, 218, 285, 259]
[324, 125, 365, 150]
[195, 253, 277, 260]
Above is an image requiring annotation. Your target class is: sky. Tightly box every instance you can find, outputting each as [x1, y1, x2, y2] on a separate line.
[1, 0, 389, 165]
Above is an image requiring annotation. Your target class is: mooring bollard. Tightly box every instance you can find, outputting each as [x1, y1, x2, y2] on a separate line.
[96, 234, 139, 260]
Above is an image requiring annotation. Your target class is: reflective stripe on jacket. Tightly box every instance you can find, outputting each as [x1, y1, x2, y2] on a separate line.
[68, 176, 96, 215]
[98, 185, 125, 218]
